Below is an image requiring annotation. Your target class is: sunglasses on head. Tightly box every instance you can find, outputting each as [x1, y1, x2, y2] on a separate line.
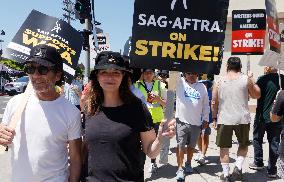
[24, 65, 55, 75]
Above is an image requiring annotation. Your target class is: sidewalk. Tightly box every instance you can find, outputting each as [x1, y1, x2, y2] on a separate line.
[144, 113, 283, 181]
[0, 113, 283, 181]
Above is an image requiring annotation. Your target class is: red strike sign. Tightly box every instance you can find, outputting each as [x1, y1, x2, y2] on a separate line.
[232, 30, 265, 54]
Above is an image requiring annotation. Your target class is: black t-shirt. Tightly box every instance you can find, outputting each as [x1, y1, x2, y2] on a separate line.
[255, 73, 284, 123]
[85, 100, 153, 182]
[272, 90, 284, 155]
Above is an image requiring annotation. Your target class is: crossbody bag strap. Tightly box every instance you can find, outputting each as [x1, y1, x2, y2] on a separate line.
[0, 82, 33, 153]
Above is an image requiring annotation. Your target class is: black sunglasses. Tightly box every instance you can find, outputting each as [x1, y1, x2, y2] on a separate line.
[24, 65, 55, 75]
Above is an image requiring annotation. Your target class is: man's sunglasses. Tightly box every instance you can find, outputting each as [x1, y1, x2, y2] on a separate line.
[24, 65, 55, 75]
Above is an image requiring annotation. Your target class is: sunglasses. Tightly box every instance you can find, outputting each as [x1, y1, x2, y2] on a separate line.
[24, 65, 55, 75]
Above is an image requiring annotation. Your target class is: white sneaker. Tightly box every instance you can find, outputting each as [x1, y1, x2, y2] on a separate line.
[197, 156, 206, 165]
[148, 163, 158, 173]
[194, 153, 201, 161]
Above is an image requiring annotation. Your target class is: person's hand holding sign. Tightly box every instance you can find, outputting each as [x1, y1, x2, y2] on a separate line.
[0, 123, 15, 146]
[158, 118, 176, 138]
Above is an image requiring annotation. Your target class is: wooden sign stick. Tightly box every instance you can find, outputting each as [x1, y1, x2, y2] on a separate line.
[0, 82, 33, 154]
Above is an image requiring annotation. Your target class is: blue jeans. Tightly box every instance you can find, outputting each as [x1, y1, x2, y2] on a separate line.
[253, 121, 283, 174]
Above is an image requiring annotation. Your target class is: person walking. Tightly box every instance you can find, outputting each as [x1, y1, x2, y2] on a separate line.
[249, 67, 284, 178]
[83, 51, 175, 181]
[64, 74, 83, 110]
[0, 45, 82, 182]
[211, 57, 261, 182]
[175, 72, 210, 181]
[195, 79, 213, 165]
[270, 90, 284, 179]
[135, 68, 167, 173]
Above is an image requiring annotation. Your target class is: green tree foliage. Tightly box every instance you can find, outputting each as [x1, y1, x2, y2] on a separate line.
[0, 59, 24, 71]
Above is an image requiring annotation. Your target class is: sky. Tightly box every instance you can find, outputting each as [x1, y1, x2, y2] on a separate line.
[0, 0, 134, 64]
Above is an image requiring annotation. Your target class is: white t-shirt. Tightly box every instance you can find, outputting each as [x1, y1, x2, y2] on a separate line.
[2, 93, 82, 182]
[175, 76, 210, 126]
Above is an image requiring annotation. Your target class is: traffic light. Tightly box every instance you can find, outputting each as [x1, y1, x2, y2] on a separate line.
[80, 29, 92, 50]
[74, 0, 91, 24]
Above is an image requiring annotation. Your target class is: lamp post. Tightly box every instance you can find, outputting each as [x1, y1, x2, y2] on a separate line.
[0, 30, 5, 93]
[0, 30, 5, 59]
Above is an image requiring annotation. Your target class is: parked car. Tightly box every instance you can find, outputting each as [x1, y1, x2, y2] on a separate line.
[4, 76, 29, 96]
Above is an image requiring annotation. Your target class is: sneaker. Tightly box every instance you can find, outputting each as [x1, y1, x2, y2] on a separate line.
[231, 166, 243, 181]
[176, 169, 185, 181]
[185, 161, 193, 173]
[197, 156, 206, 165]
[220, 174, 232, 182]
[148, 163, 158, 173]
[249, 163, 265, 170]
[194, 153, 201, 161]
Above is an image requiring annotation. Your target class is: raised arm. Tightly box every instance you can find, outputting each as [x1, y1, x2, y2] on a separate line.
[247, 73, 261, 99]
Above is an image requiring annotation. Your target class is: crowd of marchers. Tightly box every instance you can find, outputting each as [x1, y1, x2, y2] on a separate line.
[0, 45, 284, 182]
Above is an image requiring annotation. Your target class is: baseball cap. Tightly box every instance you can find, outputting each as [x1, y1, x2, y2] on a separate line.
[94, 51, 130, 72]
[26, 45, 63, 71]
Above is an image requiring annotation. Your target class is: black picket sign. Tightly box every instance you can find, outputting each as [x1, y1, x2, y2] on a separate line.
[130, 0, 229, 75]
[3, 10, 83, 81]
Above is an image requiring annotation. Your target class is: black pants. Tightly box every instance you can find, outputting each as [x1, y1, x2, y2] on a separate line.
[253, 121, 283, 174]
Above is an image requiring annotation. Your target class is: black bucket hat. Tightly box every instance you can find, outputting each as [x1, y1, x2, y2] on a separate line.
[94, 51, 131, 72]
[26, 45, 63, 71]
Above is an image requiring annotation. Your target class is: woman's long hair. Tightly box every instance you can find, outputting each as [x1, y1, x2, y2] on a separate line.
[85, 70, 139, 116]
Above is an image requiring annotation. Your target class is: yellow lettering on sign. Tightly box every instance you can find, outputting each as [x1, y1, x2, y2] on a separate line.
[134, 39, 220, 62]
[184, 44, 200, 60]
[61, 51, 72, 65]
[162, 42, 176, 58]
[170, 32, 187, 41]
[177, 43, 184, 59]
[199, 46, 212, 61]
[23, 33, 43, 47]
[135, 40, 148, 55]
[149, 41, 162, 56]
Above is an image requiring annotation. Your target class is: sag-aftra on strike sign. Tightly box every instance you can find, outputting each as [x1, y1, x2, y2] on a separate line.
[231, 9, 266, 55]
[130, 0, 229, 74]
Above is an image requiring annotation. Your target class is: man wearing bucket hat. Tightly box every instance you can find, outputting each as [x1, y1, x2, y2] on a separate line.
[83, 51, 175, 181]
[0, 45, 82, 182]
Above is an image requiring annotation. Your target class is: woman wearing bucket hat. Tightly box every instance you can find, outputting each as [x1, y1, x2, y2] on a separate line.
[82, 51, 175, 181]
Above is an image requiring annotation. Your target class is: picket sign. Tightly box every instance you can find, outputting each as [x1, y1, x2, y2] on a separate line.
[0, 82, 33, 154]
[164, 71, 178, 121]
